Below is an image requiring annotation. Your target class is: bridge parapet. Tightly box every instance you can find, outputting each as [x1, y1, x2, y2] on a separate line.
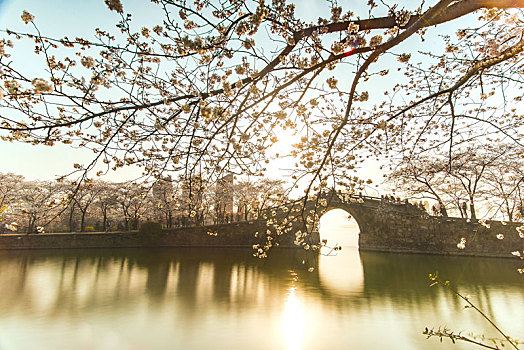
[260, 190, 426, 227]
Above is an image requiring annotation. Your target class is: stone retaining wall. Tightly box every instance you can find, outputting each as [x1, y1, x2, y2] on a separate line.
[0, 221, 266, 250]
[1, 211, 522, 259]
[358, 215, 524, 258]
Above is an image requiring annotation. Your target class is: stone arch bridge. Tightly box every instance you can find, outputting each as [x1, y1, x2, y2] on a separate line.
[257, 190, 426, 249]
[1, 190, 522, 257]
[254, 190, 522, 257]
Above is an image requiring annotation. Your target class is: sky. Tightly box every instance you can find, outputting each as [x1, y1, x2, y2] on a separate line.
[0, 0, 150, 181]
[0, 0, 478, 189]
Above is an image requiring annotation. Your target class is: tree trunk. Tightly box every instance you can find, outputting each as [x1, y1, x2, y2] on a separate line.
[504, 197, 513, 222]
[456, 201, 464, 218]
[122, 204, 130, 231]
[102, 207, 107, 231]
[69, 205, 75, 232]
[439, 201, 448, 217]
[469, 199, 476, 220]
[80, 210, 86, 232]
[27, 215, 34, 234]
[133, 213, 139, 230]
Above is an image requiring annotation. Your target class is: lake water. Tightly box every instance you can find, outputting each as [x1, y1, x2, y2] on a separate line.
[0, 213, 522, 349]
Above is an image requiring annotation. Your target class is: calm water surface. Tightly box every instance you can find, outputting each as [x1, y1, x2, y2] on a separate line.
[0, 244, 522, 350]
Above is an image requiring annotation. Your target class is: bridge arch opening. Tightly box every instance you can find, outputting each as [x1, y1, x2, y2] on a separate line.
[317, 208, 363, 295]
[318, 208, 360, 249]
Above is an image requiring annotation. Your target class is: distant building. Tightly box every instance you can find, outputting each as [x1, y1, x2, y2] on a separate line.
[181, 174, 204, 212]
[215, 174, 234, 222]
[152, 176, 174, 201]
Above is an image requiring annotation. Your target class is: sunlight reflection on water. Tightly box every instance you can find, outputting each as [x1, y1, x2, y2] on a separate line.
[282, 286, 305, 350]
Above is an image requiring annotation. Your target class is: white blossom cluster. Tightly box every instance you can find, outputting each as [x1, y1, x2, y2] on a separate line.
[457, 237, 466, 250]
[4, 222, 18, 231]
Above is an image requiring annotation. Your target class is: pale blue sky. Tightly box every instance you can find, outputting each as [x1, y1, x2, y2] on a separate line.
[0, 0, 479, 185]
[0, 0, 149, 181]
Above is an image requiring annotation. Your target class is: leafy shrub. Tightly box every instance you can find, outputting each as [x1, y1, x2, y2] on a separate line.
[85, 226, 95, 232]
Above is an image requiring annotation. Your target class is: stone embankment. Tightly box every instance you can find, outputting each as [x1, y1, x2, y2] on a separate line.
[0, 221, 268, 250]
[0, 203, 522, 259]
[358, 215, 524, 258]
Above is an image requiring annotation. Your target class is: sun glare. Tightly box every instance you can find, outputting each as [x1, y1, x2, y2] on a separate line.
[282, 286, 306, 350]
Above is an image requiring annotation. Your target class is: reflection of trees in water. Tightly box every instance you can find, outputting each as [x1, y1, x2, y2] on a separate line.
[0, 249, 311, 318]
[0, 249, 522, 320]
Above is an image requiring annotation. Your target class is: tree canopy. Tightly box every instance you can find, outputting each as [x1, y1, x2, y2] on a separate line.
[0, 0, 523, 200]
[388, 143, 523, 221]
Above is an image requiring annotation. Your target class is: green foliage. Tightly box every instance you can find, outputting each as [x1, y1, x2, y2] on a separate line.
[139, 221, 162, 234]
[84, 226, 95, 232]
